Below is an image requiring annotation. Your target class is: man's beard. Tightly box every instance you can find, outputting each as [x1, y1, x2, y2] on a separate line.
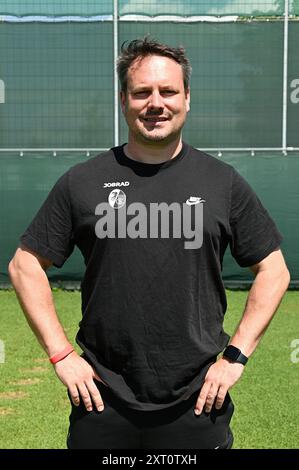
[135, 125, 183, 144]
[140, 132, 168, 142]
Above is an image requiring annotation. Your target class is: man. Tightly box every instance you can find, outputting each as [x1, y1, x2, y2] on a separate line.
[9, 37, 290, 449]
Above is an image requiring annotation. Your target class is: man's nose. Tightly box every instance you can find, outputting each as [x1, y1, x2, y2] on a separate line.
[148, 91, 164, 110]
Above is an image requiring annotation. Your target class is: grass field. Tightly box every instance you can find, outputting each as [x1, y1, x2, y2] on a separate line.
[0, 289, 298, 449]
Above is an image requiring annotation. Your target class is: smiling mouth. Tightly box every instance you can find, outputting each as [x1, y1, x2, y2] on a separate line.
[142, 117, 169, 123]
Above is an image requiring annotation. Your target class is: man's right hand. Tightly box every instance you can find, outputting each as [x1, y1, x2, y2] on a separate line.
[53, 351, 106, 412]
[8, 247, 107, 414]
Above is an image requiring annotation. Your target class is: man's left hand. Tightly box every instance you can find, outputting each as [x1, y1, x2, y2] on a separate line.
[194, 358, 244, 415]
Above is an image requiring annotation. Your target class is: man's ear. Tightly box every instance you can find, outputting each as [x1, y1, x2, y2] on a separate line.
[120, 90, 126, 113]
[185, 88, 190, 113]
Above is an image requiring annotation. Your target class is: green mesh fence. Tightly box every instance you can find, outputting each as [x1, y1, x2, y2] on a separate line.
[0, 1, 298, 286]
[0, 22, 285, 149]
[221, 152, 299, 286]
[119, 22, 284, 148]
[288, 22, 299, 147]
[294, 0, 299, 15]
[0, 23, 114, 149]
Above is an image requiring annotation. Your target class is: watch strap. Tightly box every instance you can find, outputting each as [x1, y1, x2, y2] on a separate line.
[223, 345, 248, 365]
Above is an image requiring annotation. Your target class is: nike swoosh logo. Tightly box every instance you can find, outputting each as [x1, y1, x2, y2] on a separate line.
[186, 197, 206, 205]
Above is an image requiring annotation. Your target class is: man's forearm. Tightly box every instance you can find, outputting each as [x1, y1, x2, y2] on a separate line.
[9, 253, 71, 357]
[229, 260, 290, 357]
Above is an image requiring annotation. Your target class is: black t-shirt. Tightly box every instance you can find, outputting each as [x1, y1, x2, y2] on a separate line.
[20, 142, 283, 411]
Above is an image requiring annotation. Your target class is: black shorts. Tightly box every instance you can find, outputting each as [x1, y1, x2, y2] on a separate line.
[67, 381, 234, 449]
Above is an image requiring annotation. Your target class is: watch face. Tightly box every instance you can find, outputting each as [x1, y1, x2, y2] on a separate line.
[225, 346, 241, 361]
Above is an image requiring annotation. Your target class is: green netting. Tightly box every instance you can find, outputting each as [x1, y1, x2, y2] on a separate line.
[0, 154, 86, 285]
[0, 23, 114, 149]
[119, 22, 284, 148]
[221, 152, 298, 283]
[288, 23, 299, 147]
[0, 22, 285, 150]
[292, 0, 299, 15]
[0, 1, 286, 17]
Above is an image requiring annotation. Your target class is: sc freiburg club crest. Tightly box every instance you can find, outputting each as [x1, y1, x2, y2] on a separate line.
[108, 189, 126, 209]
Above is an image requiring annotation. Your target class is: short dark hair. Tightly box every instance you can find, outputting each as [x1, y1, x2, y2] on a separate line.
[117, 37, 192, 93]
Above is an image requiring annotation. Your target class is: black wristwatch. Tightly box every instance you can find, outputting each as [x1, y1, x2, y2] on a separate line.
[222, 345, 248, 365]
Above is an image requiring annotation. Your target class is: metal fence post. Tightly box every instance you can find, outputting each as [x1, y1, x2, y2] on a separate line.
[113, 0, 119, 146]
[282, 0, 289, 155]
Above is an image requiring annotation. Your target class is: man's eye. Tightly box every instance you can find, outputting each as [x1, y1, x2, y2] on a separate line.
[134, 91, 149, 97]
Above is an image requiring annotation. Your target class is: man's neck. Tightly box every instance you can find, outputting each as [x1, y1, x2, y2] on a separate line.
[123, 136, 183, 164]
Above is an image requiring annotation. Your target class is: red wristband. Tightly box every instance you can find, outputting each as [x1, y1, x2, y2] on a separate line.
[49, 345, 74, 364]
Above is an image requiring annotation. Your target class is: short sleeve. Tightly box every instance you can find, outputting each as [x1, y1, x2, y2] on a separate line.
[20, 171, 75, 268]
[229, 169, 283, 267]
